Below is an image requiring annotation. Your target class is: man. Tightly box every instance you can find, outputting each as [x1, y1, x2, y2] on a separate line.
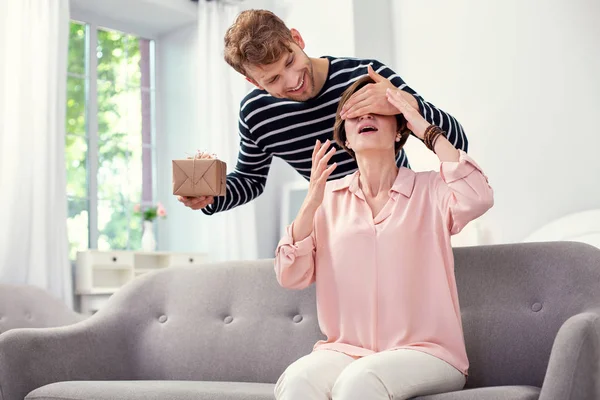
[178, 9, 467, 214]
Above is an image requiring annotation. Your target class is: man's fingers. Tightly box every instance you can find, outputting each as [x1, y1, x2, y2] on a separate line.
[179, 196, 206, 207]
[342, 94, 371, 119]
[191, 197, 214, 210]
[344, 102, 375, 120]
[367, 64, 384, 83]
[189, 196, 207, 203]
[341, 85, 370, 114]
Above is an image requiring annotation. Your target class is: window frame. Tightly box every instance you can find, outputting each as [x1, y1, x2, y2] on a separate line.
[67, 12, 158, 255]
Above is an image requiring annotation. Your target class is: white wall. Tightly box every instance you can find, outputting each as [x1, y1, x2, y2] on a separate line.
[352, 0, 394, 66]
[391, 0, 600, 244]
[279, 0, 355, 58]
[155, 23, 207, 253]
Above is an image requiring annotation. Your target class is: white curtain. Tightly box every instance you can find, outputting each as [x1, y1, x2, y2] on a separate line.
[197, 0, 258, 261]
[0, 0, 72, 306]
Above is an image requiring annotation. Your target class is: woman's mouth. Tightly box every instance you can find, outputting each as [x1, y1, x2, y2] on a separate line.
[358, 125, 378, 135]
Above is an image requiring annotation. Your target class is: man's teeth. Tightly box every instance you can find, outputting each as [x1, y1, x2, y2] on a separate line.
[292, 78, 304, 91]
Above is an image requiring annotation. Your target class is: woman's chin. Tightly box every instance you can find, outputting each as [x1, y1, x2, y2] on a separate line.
[353, 147, 396, 159]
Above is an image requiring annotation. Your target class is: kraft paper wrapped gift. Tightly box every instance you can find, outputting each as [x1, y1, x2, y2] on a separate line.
[172, 155, 227, 197]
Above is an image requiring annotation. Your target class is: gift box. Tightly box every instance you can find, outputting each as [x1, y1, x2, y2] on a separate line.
[172, 154, 227, 197]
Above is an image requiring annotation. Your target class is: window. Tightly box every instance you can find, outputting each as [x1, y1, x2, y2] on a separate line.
[66, 21, 156, 259]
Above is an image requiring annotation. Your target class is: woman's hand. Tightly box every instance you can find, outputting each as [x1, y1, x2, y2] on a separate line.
[291, 139, 336, 242]
[305, 139, 337, 209]
[386, 88, 430, 140]
[387, 88, 460, 162]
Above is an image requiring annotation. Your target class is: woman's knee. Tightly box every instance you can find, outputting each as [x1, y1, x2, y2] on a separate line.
[275, 352, 348, 399]
[332, 363, 389, 399]
[274, 364, 315, 397]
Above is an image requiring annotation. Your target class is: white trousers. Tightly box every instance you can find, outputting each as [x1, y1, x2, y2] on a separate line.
[274, 349, 466, 400]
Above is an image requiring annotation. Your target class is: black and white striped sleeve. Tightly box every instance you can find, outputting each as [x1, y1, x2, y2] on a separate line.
[201, 115, 272, 215]
[372, 60, 469, 153]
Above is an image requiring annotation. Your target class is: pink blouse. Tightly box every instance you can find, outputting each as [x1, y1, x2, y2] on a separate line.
[274, 151, 494, 375]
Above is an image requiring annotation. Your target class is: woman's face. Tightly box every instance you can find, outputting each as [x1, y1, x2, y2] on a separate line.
[344, 113, 398, 157]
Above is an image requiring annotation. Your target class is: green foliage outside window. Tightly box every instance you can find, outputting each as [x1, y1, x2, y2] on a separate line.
[66, 22, 153, 259]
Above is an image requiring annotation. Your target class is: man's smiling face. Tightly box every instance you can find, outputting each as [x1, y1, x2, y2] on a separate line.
[244, 31, 318, 102]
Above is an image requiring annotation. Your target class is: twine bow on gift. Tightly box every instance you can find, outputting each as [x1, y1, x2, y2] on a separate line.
[186, 150, 217, 189]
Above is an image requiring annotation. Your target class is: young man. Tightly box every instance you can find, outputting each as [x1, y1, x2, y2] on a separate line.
[178, 9, 467, 214]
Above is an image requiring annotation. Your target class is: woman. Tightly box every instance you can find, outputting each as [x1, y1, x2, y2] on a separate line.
[274, 76, 494, 400]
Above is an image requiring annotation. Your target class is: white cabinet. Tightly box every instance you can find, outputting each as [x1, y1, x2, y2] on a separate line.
[75, 250, 209, 314]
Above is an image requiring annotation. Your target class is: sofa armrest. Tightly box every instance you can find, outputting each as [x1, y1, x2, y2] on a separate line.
[0, 315, 134, 400]
[539, 309, 600, 400]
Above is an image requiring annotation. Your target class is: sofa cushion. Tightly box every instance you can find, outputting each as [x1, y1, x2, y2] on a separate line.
[26, 381, 540, 400]
[26, 381, 275, 400]
[417, 385, 540, 400]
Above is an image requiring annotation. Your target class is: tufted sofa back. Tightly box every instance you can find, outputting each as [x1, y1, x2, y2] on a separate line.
[95, 242, 600, 386]
[0, 284, 84, 334]
[454, 242, 600, 388]
[99, 259, 323, 384]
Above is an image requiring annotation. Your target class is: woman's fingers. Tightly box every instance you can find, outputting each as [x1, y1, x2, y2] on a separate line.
[311, 140, 337, 186]
[386, 88, 414, 112]
[314, 140, 331, 165]
[322, 162, 338, 181]
[317, 139, 331, 159]
[317, 147, 336, 172]
[312, 139, 322, 164]
[323, 147, 337, 163]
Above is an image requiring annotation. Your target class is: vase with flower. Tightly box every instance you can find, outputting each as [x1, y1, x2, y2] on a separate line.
[133, 202, 167, 251]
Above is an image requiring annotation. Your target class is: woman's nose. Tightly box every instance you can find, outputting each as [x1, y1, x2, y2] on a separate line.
[358, 114, 374, 121]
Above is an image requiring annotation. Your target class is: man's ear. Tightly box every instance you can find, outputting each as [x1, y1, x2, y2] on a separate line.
[290, 28, 305, 50]
[245, 76, 264, 90]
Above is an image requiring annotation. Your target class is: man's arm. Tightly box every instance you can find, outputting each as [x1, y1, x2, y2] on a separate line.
[341, 60, 468, 152]
[200, 117, 273, 215]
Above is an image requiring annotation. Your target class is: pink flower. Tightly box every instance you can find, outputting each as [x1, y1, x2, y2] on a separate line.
[157, 203, 167, 218]
[133, 203, 141, 213]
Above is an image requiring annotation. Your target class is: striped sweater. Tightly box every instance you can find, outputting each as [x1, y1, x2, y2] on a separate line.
[202, 56, 468, 215]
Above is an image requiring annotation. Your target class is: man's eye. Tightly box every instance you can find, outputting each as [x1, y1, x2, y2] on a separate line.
[287, 57, 294, 66]
[271, 76, 279, 83]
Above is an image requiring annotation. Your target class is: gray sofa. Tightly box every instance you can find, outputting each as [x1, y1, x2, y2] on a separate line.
[0, 242, 599, 400]
[0, 284, 84, 334]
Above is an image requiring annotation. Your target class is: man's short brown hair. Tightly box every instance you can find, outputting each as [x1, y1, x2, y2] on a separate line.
[333, 75, 411, 159]
[224, 10, 295, 76]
